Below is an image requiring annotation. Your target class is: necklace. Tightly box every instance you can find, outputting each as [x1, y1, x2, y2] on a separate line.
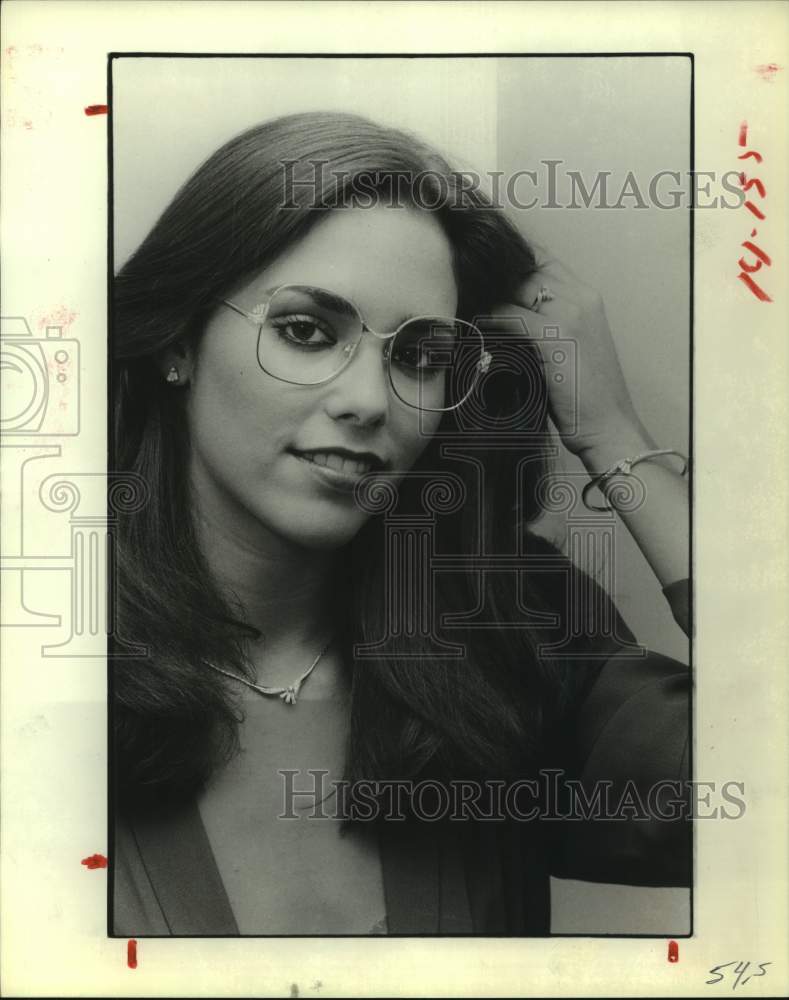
[208, 638, 333, 705]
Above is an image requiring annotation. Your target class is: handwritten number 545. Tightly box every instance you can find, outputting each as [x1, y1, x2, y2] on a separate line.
[706, 961, 772, 988]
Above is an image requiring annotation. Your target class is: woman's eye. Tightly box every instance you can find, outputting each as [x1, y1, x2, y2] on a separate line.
[271, 314, 335, 347]
[392, 346, 442, 379]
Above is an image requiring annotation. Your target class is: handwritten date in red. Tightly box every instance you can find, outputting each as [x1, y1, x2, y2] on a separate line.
[737, 123, 772, 302]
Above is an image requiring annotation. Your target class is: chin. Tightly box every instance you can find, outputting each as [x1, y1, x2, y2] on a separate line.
[267, 504, 369, 552]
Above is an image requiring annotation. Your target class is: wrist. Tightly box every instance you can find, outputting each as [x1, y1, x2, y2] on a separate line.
[579, 436, 689, 514]
[574, 424, 657, 476]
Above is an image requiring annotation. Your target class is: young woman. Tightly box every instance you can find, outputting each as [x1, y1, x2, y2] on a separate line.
[111, 111, 691, 935]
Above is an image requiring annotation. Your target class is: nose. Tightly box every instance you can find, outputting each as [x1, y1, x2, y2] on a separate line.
[322, 335, 390, 426]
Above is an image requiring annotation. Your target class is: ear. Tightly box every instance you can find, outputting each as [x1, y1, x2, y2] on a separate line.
[157, 340, 194, 387]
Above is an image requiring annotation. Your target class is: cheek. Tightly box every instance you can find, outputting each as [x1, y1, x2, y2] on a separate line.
[391, 409, 442, 467]
[187, 364, 289, 473]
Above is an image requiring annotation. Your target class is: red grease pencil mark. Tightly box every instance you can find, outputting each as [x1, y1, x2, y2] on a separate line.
[744, 199, 766, 220]
[740, 241, 772, 268]
[127, 939, 138, 969]
[668, 940, 679, 962]
[736, 121, 772, 303]
[37, 306, 77, 330]
[84, 104, 108, 116]
[740, 174, 766, 198]
[755, 63, 782, 82]
[81, 853, 108, 869]
[738, 272, 773, 302]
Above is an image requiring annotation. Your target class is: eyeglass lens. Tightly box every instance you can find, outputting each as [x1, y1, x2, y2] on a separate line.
[256, 285, 483, 412]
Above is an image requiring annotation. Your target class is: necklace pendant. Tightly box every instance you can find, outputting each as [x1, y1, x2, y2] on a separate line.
[208, 638, 331, 706]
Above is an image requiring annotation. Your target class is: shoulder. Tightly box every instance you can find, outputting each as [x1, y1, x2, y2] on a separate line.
[520, 531, 643, 711]
[113, 810, 170, 935]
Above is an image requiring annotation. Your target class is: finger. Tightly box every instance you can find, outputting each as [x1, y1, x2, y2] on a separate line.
[516, 262, 596, 311]
[514, 273, 566, 313]
[533, 252, 593, 290]
[538, 256, 583, 286]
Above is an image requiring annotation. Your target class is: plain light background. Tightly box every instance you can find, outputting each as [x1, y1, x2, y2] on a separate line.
[112, 54, 691, 933]
[112, 57, 499, 266]
[497, 56, 691, 666]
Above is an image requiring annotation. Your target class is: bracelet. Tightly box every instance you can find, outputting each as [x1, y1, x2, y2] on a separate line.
[581, 448, 689, 512]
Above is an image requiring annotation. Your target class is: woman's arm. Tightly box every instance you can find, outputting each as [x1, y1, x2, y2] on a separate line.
[577, 425, 690, 592]
[499, 257, 690, 617]
[534, 552, 691, 888]
[548, 644, 692, 887]
[502, 259, 692, 885]
[579, 429, 691, 636]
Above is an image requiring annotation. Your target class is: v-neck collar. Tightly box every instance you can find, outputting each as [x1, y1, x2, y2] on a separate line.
[130, 799, 474, 934]
[131, 800, 239, 934]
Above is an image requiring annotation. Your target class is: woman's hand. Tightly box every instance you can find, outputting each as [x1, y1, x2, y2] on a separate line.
[490, 255, 689, 601]
[492, 257, 652, 459]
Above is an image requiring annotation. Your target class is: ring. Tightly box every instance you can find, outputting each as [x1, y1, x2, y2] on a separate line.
[531, 285, 555, 312]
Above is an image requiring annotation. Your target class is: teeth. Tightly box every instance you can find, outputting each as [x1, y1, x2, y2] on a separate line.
[299, 451, 373, 475]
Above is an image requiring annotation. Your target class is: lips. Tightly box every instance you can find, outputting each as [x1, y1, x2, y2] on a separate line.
[296, 450, 377, 475]
[288, 447, 386, 489]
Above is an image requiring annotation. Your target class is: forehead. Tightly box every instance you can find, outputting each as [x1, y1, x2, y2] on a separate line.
[236, 205, 458, 323]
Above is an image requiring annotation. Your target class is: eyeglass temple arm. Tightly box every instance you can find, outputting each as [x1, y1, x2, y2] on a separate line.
[221, 299, 269, 325]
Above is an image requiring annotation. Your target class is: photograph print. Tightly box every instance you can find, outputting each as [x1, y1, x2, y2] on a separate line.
[109, 53, 694, 937]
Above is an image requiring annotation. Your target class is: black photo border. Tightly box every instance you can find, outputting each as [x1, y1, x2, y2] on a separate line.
[106, 50, 695, 941]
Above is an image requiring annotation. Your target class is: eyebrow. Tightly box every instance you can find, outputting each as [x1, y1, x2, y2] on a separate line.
[261, 285, 446, 330]
[263, 285, 359, 318]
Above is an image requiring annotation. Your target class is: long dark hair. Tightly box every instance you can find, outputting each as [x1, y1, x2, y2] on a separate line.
[112, 111, 617, 809]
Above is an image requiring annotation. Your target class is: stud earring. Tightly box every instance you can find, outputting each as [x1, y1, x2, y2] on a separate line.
[165, 366, 180, 384]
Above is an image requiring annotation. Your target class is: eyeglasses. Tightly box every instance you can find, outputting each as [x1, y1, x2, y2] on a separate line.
[220, 284, 492, 413]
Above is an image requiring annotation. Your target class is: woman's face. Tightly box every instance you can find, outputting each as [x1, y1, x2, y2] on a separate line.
[182, 205, 456, 551]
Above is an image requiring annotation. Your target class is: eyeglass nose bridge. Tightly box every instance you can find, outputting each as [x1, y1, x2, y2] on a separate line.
[336, 322, 493, 409]
[337, 323, 396, 367]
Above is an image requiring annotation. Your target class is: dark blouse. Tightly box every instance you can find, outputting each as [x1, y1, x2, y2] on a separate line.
[112, 575, 691, 936]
